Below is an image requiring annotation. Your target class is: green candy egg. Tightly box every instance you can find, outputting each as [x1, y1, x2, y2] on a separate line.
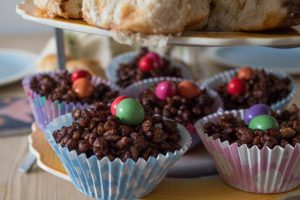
[248, 115, 278, 131]
[116, 98, 145, 126]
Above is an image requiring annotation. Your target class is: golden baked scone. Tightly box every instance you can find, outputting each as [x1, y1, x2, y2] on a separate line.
[207, 0, 300, 31]
[37, 54, 106, 78]
[33, 0, 83, 19]
[82, 0, 211, 34]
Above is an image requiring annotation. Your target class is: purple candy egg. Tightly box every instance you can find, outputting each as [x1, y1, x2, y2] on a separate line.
[244, 104, 271, 124]
[155, 81, 176, 101]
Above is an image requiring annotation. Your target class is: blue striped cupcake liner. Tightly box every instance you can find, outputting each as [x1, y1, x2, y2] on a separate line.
[45, 114, 191, 200]
[22, 71, 120, 131]
[201, 68, 296, 111]
[106, 51, 193, 85]
[121, 77, 223, 149]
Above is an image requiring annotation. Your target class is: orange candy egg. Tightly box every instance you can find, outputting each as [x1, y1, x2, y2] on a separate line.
[237, 67, 254, 80]
[72, 78, 94, 98]
[177, 81, 200, 99]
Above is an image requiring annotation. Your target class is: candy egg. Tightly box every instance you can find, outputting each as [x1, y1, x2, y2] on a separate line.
[111, 96, 129, 116]
[71, 69, 92, 82]
[249, 115, 278, 131]
[116, 98, 145, 125]
[155, 81, 176, 100]
[147, 52, 163, 69]
[237, 67, 254, 80]
[244, 104, 271, 124]
[177, 81, 200, 100]
[138, 56, 154, 72]
[72, 78, 94, 98]
[138, 52, 163, 72]
[227, 78, 246, 95]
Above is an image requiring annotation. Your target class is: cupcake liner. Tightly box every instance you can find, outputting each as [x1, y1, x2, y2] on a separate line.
[201, 68, 297, 110]
[195, 110, 300, 193]
[22, 71, 120, 131]
[45, 114, 191, 200]
[106, 51, 193, 84]
[122, 77, 224, 149]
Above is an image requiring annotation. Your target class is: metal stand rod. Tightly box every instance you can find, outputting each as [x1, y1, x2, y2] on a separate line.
[54, 28, 66, 70]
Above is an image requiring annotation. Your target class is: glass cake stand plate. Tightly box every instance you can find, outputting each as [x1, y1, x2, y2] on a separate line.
[17, 0, 300, 47]
[206, 47, 300, 75]
[29, 123, 300, 200]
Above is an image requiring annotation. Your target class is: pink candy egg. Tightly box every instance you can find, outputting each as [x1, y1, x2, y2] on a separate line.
[155, 81, 176, 100]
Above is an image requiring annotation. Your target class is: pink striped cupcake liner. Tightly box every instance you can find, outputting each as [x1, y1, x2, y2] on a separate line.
[195, 110, 300, 193]
[22, 71, 120, 131]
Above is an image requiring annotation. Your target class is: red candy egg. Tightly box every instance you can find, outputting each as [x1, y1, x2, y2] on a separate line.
[227, 78, 246, 95]
[138, 56, 154, 72]
[71, 70, 91, 82]
[147, 52, 163, 69]
[72, 78, 94, 98]
[138, 52, 163, 72]
[111, 96, 129, 116]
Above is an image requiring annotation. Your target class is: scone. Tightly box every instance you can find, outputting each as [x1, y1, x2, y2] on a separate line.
[207, 0, 300, 31]
[37, 54, 106, 78]
[33, 0, 83, 19]
[82, 0, 211, 34]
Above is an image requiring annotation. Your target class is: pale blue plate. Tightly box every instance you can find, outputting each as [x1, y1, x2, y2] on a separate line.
[0, 49, 36, 86]
[206, 46, 300, 74]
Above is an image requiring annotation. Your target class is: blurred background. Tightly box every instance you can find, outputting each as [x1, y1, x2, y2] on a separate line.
[0, 0, 50, 35]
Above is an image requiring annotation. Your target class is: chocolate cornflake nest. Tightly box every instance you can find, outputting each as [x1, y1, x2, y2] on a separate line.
[203, 105, 300, 149]
[116, 48, 183, 88]
[30, 71, 118, 104]
[217, 69, 291, 110]
[139, 85, 215, 127]
[53, 103, 182, 162]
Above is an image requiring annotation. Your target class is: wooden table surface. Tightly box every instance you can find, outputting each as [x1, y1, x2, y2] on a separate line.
[0, 33, 300, 200]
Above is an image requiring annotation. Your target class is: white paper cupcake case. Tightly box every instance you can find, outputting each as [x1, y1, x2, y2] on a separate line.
[195, 110, 300, 194]
[201, 68, 297, 110]
[106, 51, 193, 84]
[122, 77, 223, 149]
[45, 114, 191, 200]
[22, 71, 120, 131]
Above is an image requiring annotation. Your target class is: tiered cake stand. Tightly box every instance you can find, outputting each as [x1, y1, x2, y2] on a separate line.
[17, 0, 300, 199]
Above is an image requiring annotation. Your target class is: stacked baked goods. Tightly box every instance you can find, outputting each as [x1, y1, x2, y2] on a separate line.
[23, 38, 299, 197]
[34, 0, 300, 33]
[20, 0, 300, 198]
